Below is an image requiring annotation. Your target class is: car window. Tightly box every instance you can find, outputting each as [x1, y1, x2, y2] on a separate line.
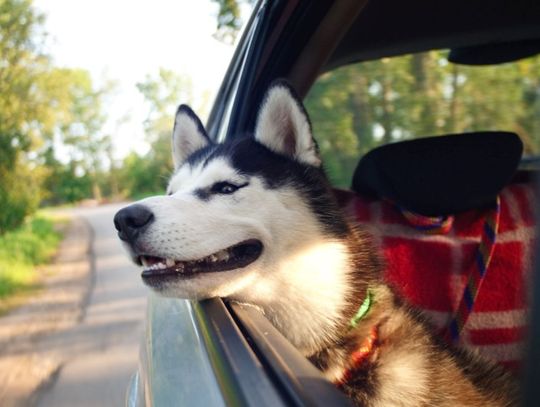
[305, 50, 540, 187]
[141, 295, 227, 407]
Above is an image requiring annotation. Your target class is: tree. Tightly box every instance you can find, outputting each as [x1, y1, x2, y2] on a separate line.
[305, 50, 540, 187]
[0, 0, 50, 232]
[31, 68, 114, 203]
[41, 147, 92, 205]
[136, 68, 195, 143]
[210, 0, 255, 43]
[305, 70, 360, 185]
[0, 0, 46, 166]
[119, 69, 203, 198]
[59, 71, 115, 200]
[0, 0, 112, 231]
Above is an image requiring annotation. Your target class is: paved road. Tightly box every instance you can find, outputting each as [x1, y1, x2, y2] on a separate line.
[38, 203, 148, 407]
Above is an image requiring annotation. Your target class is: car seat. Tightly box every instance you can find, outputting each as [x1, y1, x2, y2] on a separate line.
[334, 131, 535, 373]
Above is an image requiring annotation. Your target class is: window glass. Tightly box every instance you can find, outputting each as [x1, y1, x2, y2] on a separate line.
[305, 51, 540, 187]
[144, 295, 226, 406]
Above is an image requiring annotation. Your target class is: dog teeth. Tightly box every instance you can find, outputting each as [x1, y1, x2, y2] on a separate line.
[205, 250, 230, 263]
[174, 263, 185, 273]
[215, 250, 230, 261]
[195, 249, 231, 264]
[147, 262, 166, 271]
[141, 248, 233, 274]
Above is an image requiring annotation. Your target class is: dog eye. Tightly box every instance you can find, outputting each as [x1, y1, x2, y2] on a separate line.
[211, 181, 239, 195]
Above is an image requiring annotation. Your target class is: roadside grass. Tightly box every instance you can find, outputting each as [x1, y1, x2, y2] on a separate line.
[0, 213, 66, 313]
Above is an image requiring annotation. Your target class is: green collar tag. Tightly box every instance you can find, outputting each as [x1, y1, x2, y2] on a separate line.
[349, 289, 372, 329]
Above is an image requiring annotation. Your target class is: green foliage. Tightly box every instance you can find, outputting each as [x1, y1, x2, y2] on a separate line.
[0, 0, 46, 166]
[136, 69, 194, 131]
[41, 149, 92, 205]
[306, 51, 540, 187]
[34, 70, 109, 205]
[305, 71, 361, 186]
[119, 148, 170, 198]
[119, 69, 201, 198]
[0, 0, 46, 231]
[0, 0, 111, 230]
[0, 215, 61, 299]
[0, 158, 46, 234]
[54, 70, 115, 202]
[211, 0, 255, 43]
[3, 0, 539, 219]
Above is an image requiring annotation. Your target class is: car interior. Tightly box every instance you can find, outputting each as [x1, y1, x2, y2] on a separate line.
[205, 0, 540, 401]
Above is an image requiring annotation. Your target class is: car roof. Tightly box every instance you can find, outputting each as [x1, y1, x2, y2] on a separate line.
[209, 0, 540, 142]
[328, 0, 540, 69]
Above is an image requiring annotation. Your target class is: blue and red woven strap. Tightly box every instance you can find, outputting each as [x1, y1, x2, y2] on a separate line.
[442, 196, 501, 343]
[398, 207, 455, 234]
[397, 197, 501, 344]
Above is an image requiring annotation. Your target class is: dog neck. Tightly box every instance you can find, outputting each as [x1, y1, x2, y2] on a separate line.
[238, 227, 378, 356]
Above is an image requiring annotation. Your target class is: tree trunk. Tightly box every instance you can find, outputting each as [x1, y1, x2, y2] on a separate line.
[381, 73, 393, 144]
[411, 53, 436, 136]
[350, 74, 373, 155]
[448, 64, 460, 133]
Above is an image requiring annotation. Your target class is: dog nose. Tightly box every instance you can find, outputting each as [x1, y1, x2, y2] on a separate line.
[114, 204, 154, 242]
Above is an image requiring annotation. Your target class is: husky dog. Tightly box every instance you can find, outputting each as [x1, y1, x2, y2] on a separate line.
[114, 81, 518, 406]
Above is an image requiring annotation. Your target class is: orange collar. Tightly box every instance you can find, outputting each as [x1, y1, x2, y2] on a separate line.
[334, 325, 380, 387]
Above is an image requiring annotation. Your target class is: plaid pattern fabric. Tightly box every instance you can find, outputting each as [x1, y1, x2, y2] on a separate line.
[336, 182, 536, 373]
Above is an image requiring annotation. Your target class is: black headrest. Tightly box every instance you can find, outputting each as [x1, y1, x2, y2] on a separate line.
[449, 39, 540, 65]
[351, 132, 523, 216]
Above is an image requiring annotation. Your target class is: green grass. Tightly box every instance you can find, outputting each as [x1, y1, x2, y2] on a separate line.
[0, 215, 63, 301]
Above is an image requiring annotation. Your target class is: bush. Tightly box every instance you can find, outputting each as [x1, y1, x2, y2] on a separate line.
[42, 162, 93, 205]
[0, 160, 45, 234]
[0, 215, 62, 299]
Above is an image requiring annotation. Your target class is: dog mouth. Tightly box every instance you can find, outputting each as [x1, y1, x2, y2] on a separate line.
[139, 239, 263, 281]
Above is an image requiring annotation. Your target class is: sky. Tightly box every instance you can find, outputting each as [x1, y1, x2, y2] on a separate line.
[33, 0, 248, 159]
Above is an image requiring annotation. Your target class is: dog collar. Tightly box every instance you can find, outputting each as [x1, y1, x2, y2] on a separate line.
[349, 289, 372, 329]
[334, 325, 380, 387]
[333, 290, 378, 387]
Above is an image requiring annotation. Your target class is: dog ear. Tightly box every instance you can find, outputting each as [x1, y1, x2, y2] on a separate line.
[254, 81, 321, 167]
[172, 105, 211, 168]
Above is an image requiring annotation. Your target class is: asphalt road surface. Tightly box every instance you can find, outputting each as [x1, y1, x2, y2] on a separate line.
[38, 203, 148, 407]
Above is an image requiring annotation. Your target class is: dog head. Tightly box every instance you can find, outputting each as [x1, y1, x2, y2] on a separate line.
[114, 81, 351, 303]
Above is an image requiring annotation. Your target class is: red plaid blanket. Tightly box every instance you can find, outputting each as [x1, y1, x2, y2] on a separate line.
[336, 182, 536, 373]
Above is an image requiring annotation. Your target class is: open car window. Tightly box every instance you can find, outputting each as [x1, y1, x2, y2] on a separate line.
[305, 51, 540, 187]
[130, 295, 353, 407]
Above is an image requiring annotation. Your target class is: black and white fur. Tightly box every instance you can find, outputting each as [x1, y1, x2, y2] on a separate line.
[115, 81, 518, 406]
